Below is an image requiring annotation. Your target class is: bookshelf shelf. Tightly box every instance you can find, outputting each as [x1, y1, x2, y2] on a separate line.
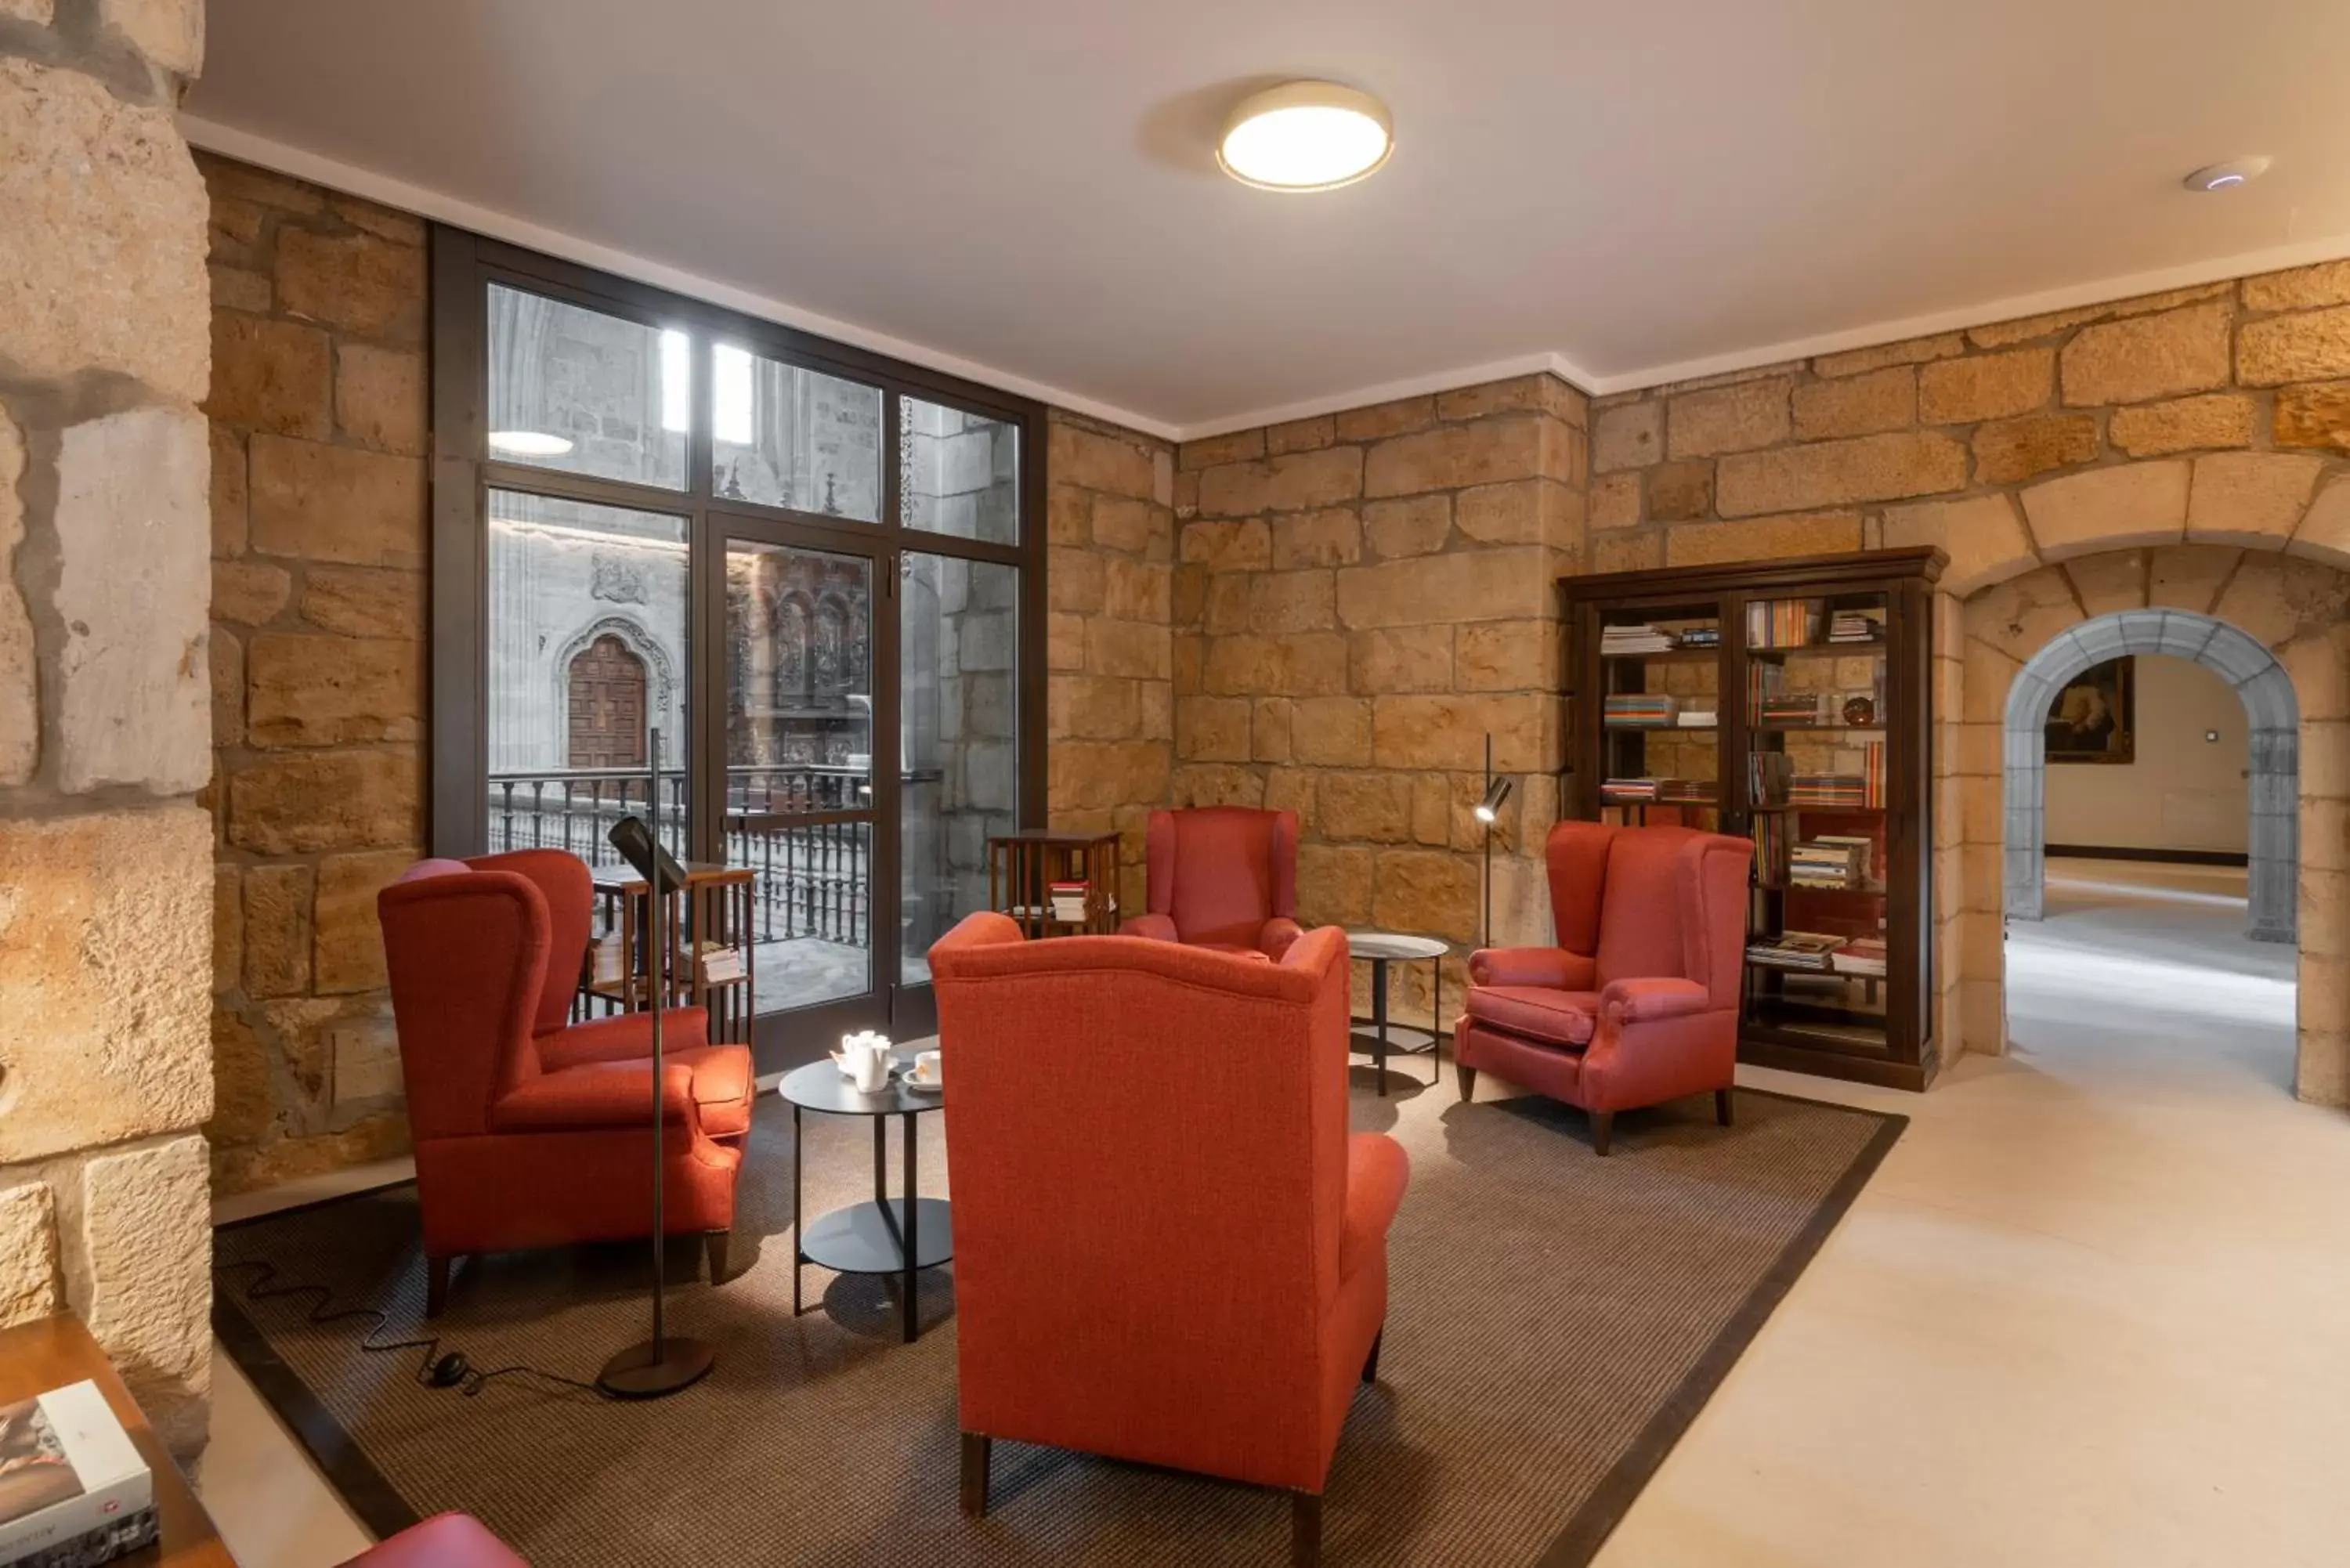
[1563, 547, 1944, 1092]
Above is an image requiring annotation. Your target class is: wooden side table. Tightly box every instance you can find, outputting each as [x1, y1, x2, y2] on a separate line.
[986, 832, 1120, 939]
[590, 862, 757, 1045]
[0, 1316, 231, 1567]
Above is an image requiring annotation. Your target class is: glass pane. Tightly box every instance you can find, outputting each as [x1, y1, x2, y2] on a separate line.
[899, 555, 1020, 984]
[899, 396, 1019, 544]
[483, 489, 690, 869]
[725, 539, 874, 1012]
[1598, 602, 1721, 829]
[486, 284, 689, 490]
[711, 345, 881, 521]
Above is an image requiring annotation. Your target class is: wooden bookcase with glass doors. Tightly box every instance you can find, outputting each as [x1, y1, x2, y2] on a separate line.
[1560, 547, 1946, 1090]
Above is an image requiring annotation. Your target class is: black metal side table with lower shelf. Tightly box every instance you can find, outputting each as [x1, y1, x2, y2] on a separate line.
[1345, 931, 1452, 1095]
[779, 1060, 950, 1344]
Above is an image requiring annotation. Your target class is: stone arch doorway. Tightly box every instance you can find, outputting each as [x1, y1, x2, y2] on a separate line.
[1999, 609, 2298, 942]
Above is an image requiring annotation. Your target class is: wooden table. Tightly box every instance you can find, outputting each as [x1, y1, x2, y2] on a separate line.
[0, 1316, 232, 1566]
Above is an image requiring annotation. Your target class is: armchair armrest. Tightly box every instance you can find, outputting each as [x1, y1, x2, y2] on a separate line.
[492, 1060, 697, 1133]
[1468, 947, 1596, 990]
[1600, 977, 1713, 1024]
[1119, 912, 1180, 943]
[537, 1006, 709, 1071]
[1257, 916, 1303, 959]
[1340, 1132, 1410, 1283]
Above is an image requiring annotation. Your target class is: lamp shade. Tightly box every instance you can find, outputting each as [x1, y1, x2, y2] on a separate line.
[1473, 776, 1513, 824]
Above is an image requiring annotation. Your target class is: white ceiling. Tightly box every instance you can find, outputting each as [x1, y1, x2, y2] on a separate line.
[186, 0, 2350, 440]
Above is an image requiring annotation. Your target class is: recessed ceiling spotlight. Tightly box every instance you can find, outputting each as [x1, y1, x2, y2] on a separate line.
[1218, 81, 1393, 193]
[489, 430, 575, 456]
[2183, 157, 2271, 193]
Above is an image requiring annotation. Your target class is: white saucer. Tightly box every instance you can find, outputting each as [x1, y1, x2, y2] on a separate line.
[902, 1071, 943, 1093]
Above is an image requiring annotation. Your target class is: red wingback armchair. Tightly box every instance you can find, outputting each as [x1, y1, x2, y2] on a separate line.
[343, 1515, 526, 1566]
[929, 916, 1409, 1565]
[378, 850, 754, 1313]
[1454, 822, 1752, 1154]
[1119, 806, 1303, 958]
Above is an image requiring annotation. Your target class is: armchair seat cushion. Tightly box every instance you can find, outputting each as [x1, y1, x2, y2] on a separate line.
[671, 1043, 754, 1138]
[1464, 985, 1599, 1047]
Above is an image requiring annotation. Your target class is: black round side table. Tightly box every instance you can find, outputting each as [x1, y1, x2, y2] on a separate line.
[778, 1059, 950, 1344]
[1344, 931, 1451, 1096]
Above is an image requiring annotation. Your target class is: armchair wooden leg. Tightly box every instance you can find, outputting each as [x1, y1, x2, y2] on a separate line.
[1591, 1111, 1614, 1157]
[960, 1433, 991, 1517]
[425, 1255, 450, 1318]
[1361, 1328, 1383, 1385]
[1715, 1088, 1734, 1127]
[705, 1230, 732, 1283]
[1289, 1491, 1322, 1568]
[1455, 1060, 1477, 1103]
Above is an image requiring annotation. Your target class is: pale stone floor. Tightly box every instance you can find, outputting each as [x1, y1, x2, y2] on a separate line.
[201, 860, 2350, 1566]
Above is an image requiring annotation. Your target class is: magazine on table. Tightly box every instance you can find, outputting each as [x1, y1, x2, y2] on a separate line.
[0, 1382, 157, 1568]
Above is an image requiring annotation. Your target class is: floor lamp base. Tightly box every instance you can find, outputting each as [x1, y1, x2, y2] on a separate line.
[596, 1336, 716, 1399]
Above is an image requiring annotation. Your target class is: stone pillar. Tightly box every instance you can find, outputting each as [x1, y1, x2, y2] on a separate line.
[0, 1, 215, 1454]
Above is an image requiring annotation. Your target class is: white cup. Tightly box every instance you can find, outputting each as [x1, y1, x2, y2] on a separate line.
[913, 1049, 942, 1086]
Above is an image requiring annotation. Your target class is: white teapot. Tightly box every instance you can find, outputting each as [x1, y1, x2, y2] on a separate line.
[840, 1030, 894, 1093]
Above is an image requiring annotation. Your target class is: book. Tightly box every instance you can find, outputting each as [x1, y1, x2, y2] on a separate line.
[0, 1382, 156, 1568]
[1601, 623, 1678, 654]
[693, 943, 745, 985]
[1745, 931, 1845, 971]
[1831, 937, 1889, 977]
[1745, 598, 1820, 649]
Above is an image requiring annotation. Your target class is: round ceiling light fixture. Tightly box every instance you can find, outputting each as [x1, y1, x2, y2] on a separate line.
[2183, 157, 2271, 193]
[489, 429, 576, 457]
[1218, 81, 1392, 192]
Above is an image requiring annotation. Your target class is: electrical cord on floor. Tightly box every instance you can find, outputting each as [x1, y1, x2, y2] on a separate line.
[215, 1259, 613, 1402]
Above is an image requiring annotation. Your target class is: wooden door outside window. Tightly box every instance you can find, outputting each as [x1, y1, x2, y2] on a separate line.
[568, 633, 649, 768]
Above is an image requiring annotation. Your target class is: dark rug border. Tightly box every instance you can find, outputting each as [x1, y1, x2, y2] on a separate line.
[1535, 1088, 1907, 1567]
[211, 1088, 1907, 1565]
[212, 1274, 422, 1541]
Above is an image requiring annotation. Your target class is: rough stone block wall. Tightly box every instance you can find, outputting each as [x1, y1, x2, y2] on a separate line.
[1584, 269, 2350, 1078]
[198, 151, 427, 1191]
[1044, 410, 1177, 915]
[1168, 374, 1589, 1017]
[0, 0, 215, 1454]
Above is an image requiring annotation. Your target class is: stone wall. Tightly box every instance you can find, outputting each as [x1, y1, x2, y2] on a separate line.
[1169, 374, 1589, 1016]
[0, 0, 215, 1454]
[199, 151, 427, 1191]
[1582, 266, 2350, 1085]
[1044, 410, 1177, 916]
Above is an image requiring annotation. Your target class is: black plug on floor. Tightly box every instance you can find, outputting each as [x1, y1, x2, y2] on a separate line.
[427, 1352, 471, 1389]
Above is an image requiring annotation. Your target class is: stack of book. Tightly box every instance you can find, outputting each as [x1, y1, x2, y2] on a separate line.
[692, 942, 746, 985]
[1757, 691, 1824, 726]
[1600, 778, 1660, 803]
[1601, 623, 1677, 656]
[1862, 740, 1886, 808]
[1048, 880, 1090, 923]
[1657, 779, 1717, 804]
[1827, 609, 1882, 644]
[1680, 625, 1721, 650]
[1790, 835, 1874, 890]
[1789, 773, 1867, 808]
[1745, 931, 1843, 971]
[1675, 708, 1718, 728]
[1831, 936, 1889, 977]
[1603, 692, 1678, 726]
[1745, 598, 1819, 649]
[0, 1382, 157, 1568]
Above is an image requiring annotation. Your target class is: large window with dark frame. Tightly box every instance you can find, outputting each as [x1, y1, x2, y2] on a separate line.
[432, 233, 1046, 1066]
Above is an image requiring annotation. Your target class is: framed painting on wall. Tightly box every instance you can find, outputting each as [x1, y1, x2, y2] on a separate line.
[2045, 656, 2135, 764]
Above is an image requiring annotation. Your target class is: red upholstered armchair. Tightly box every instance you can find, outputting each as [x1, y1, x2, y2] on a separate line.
[1454, 822, 1752, 1154]
[1119, 806, 1303, 958]
[930, 916, 1409, 1565]
[377, 850, 754, 1313]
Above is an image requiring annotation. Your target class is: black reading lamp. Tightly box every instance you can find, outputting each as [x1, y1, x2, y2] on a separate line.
[596, 728, 715, 1400]
[1474, 733, 1513, 949]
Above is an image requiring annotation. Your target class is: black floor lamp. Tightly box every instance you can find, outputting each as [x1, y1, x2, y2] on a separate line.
[1474, 733, 1513, 948]
[596, 727, 716, 1399]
